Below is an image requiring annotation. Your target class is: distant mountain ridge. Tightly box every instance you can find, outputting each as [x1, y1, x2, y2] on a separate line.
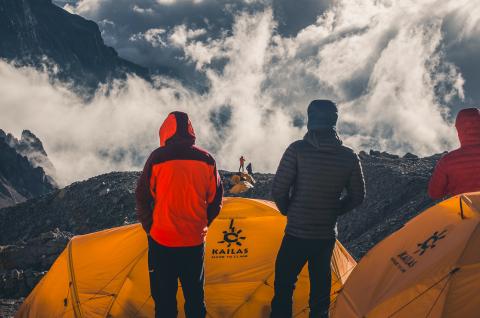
[0, 129, 57, 208]
[0, 0, 149, 91]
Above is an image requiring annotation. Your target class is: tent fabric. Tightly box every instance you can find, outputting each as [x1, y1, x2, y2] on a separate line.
[230, 175, 241, 184]
[240, 173, 256, 185]
[331, 192, 480, 318]
[17, 197, 356, 318]
[229, 181, 254, 194]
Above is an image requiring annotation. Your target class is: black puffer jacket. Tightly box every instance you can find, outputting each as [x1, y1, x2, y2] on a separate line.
[272, 130, 365, 239]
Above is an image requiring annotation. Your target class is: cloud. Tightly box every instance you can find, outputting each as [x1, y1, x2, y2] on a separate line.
[132, 5, 154, 14]
[169, 25, 207, 47]
[55, 0, 479, 106]
[441, 1, 480, 106]
[4, 0, 480, 185]
[130, 28, 167, 47]
[53, 0, 331, 70]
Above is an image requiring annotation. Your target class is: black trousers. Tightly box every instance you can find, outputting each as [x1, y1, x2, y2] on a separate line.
[148, 237, 206, 318]
[270, 234, 336, 318]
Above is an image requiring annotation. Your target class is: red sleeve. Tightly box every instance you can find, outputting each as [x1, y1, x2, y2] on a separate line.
[135, 153, 155, 233]
[428, 159, 449, 199]
[206, 162, 223, 226]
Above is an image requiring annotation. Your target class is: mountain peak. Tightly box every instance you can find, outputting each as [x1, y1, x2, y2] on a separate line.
[0, 130, 57, 189]
[0, 0, 149, 92]
[19, 130, 48, 157]
[0, 130, 57, 208]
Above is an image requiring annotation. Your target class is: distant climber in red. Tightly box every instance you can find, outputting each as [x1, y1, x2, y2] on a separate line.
[135, 111, 223, 318]
[239, 155, 246, 173]
[429, 108, 480, 199]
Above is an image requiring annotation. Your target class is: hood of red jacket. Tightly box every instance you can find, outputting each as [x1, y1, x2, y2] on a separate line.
[159, 111, 196, 147]
[455, 108, 480, 147]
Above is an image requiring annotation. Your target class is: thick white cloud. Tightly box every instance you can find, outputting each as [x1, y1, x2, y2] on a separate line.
[132, 5, 154, 14]
[3, 0, 480, 185]
[169, 25, 207, 48]
[261, 0, 468, 153]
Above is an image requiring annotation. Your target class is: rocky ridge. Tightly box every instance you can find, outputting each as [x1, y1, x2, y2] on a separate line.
[0, 130, 57, 208]
[2, 130, 57, 180]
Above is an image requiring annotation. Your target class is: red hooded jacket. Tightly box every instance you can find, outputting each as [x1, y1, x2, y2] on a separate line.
[135, 112, 223, 247]
[428, 108, 480, 199]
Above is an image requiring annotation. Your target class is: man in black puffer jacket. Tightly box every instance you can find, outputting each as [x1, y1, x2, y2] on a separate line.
[270, 100, 365, 318]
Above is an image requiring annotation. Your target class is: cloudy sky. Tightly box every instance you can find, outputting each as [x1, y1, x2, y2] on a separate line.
[56, 0, 479, 105]
[1, 0, 479, 185]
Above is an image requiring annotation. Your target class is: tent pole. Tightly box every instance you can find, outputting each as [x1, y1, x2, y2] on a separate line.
[460, 197, 465, 219]
[67, 241, 83, 318]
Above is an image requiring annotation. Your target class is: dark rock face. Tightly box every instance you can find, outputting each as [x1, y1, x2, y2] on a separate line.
[0, 172, 139, 244]
[0, 0, 149, 91]
[0, 130, 57, 208]
[0, 229, 70, 298]
[2, 130, 57, 181]
[0, 299, 22, 318]
[0, 152, 441, 304]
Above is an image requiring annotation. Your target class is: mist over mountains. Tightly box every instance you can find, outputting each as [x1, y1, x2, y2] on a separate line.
[0, 0, 479, 185]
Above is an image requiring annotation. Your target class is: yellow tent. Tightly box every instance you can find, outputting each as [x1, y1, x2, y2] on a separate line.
[229, 181, 254, 194]
[17, 198, 356, 318]
[230, 175, 242, 184]
[240, 173, 256, 185]
[332, 192, 480, 318]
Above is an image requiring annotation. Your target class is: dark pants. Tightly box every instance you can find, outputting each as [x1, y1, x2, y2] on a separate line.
[148, 237, 206, 318]
[270, 234, 336, 318]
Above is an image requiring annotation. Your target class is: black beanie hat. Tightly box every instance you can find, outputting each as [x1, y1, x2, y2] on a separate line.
[307, 100, 338, 131]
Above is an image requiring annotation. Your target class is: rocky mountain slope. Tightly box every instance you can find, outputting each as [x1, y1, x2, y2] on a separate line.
[0, 130, 57, 208]
[0, 151, 441, 306]
[0, 0, 149, 91]
[2, 130, 56, 180]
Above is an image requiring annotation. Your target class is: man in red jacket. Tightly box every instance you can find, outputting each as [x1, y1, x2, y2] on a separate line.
[429, 108, 480, 199]
[136, 111, 223, 318]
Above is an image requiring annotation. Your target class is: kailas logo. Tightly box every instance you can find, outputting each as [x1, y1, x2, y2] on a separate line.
[414, 230, 447, 256]
[390, 228, 449, 273]
[212, 219, 248, 259]
[218, 219, 246, 247]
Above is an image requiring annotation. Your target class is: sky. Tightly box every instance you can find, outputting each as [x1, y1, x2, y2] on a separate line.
[1, 0, 479, 185]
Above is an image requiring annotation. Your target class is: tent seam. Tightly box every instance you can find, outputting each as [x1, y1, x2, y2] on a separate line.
[375, 198, 479, 317]
[228, 270, 276, 317]
[68, 240, 83, 318]
[103, 248, 148, 317]
[461, 194, 480, 215]
[437, 204, 480, 316]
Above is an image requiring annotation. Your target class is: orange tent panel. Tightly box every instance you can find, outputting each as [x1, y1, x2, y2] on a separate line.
[332, 192, 480, 318]
[17, 198, 356, 318]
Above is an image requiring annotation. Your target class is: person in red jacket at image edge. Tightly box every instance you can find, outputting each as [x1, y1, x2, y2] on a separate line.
[135, 111, 223, 318]
[428, 108, 480, 199]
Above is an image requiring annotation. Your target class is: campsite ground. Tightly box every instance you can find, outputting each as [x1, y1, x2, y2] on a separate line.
[0, 150, 441, 316]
